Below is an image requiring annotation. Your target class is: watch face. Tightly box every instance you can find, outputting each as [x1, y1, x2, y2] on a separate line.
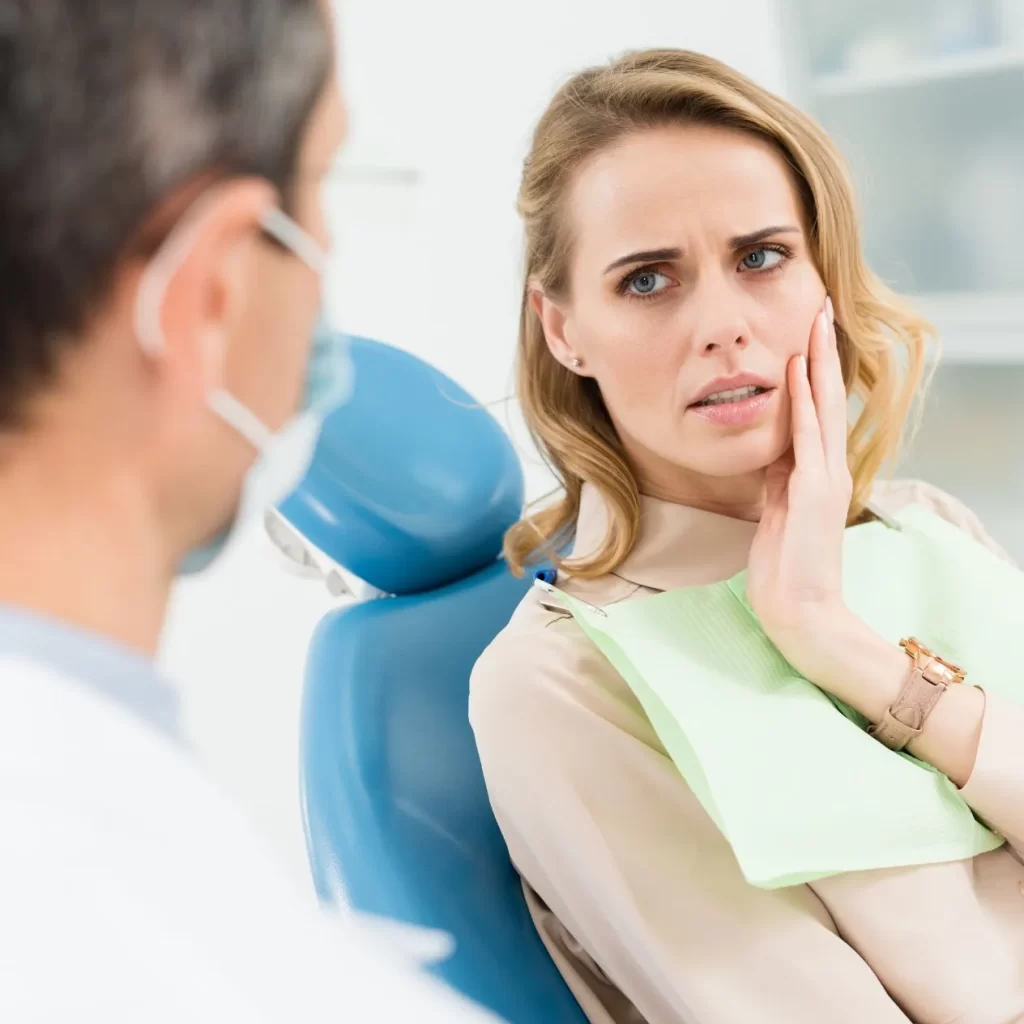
[933, 660, 967, 684]
[901, 637, 966, 683]
[900, 637, 928, 658]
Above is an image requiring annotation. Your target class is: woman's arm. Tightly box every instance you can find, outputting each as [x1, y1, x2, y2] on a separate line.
[470, 611, 914, 1024]
[781, 613, 984, 788]
[779, 504, 1024, 847]
[747, 300, 1024, 845]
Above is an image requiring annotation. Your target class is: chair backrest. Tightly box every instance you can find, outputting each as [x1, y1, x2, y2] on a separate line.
[279, 337, 587, 1023]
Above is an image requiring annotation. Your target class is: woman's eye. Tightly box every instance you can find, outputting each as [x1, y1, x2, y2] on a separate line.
[740, 247, 784, 272]
[627, 269, 671, 296]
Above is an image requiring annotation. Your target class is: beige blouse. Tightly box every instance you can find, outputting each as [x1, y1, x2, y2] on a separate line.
[470, 480, 1024, 1024]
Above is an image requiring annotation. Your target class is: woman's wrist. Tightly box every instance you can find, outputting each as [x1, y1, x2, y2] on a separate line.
[770, 605, 906, 722]
[772, 605, 986, 786]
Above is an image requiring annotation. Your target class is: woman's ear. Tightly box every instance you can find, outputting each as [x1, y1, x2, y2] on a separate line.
[529, 286, 586, 374]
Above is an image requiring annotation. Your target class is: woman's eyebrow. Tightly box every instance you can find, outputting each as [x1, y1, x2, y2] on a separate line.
[729, 225, 800, 248]
[603, 247, 682, 275]
[603, 227, 800, 276]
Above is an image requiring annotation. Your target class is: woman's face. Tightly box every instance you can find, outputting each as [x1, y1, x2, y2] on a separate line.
[535, 124, 827, 499]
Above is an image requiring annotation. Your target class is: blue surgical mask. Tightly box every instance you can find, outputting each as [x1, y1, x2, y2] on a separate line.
[134, 200, 352, 575]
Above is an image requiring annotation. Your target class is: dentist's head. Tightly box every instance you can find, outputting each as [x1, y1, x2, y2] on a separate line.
[0, 0, 347, 650]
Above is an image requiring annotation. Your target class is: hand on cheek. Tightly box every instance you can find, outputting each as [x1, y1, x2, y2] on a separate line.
[746, 295, 854, 651]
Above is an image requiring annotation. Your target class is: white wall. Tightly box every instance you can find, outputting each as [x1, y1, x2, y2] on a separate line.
[160, 0, 787, 886]
[332, 0, 789, 497]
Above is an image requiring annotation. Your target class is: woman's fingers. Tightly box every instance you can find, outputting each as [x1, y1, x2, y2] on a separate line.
[790, 303, 831, 467]
[788, 345, 823, 472]
[763, 450, 794, 524]
[811, 296, 851, 481]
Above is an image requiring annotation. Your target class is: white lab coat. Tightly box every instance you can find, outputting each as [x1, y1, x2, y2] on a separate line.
[0, 653, 501, 1023]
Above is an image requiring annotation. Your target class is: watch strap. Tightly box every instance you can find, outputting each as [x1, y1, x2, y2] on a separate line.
[868, 662, 948, 752]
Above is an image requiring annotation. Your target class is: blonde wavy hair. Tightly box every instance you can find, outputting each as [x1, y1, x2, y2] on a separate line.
[505, 49, 932, 579]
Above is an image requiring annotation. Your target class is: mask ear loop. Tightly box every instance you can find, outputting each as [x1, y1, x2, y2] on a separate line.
[135, 193, 326, 351]
[134, 193, 328, 453]
[235, 208, 328, 447]
[259, 207, 326, 274]
[133, 193, 222, 359]
[206, 390, 275, 451]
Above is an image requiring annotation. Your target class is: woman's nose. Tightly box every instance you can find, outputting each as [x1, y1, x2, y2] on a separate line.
[689, 277, 753, 355]
[701, 332, 750, 355]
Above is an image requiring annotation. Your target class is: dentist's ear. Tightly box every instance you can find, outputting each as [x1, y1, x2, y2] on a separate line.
[529, 285, 588, 375]
[134, 179, 278, 407]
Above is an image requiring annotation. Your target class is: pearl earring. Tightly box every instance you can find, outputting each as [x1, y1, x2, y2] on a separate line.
[570, 357, 583, 369]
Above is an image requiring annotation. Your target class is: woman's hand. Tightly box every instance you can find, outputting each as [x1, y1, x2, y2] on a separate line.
[745, 296, 986, 783]
[747, 296, 865, 679]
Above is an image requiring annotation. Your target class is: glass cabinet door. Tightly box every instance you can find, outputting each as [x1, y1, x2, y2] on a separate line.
[782, 0, 1024, 558]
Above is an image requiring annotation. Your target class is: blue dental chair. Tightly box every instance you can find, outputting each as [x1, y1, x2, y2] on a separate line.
[278, 337, 588, 1023]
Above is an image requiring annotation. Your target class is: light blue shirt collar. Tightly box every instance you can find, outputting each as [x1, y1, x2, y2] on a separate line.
[0, 604, 182, 741]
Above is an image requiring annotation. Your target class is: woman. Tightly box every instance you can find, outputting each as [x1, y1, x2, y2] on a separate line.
[470, 49, 1024, 1024]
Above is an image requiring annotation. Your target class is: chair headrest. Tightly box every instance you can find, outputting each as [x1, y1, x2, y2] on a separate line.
[277, 336, 524, 596]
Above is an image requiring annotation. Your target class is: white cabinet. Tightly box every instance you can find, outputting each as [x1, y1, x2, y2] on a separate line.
[781, 0, 1024, 558]
[781, 0, 1024, 363]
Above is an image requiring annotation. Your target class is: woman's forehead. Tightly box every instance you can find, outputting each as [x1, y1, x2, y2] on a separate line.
[568, 126, 804, 262]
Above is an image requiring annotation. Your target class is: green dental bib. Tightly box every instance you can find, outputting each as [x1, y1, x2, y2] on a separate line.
[548, 506, 1019, 889]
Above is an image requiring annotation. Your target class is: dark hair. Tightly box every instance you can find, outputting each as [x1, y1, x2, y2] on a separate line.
[0, 0, 331, 428]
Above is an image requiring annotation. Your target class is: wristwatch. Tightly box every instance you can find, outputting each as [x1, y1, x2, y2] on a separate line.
[868, 638, 966, 752]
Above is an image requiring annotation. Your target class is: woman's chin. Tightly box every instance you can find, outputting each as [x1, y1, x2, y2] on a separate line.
[683, 426, 791, 479]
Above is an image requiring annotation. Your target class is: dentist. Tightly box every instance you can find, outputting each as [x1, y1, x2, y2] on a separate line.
[0, 1, 498, 1021]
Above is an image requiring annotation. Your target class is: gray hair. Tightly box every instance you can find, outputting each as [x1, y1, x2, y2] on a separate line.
[0, 0, 331, 427]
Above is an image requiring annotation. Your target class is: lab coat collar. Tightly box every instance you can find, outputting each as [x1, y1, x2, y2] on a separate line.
[0, 604, 182, 742]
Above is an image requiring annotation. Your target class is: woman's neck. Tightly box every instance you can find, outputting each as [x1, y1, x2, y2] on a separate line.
[635, 461, 768, 524]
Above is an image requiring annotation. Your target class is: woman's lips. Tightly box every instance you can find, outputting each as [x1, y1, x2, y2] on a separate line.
[688, 388, 777, 427]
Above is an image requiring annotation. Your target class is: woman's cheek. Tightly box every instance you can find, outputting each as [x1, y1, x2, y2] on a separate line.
[589, 331, 669, 414]
[585, 306, 655, 370]
[758, 287, 824, 360]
